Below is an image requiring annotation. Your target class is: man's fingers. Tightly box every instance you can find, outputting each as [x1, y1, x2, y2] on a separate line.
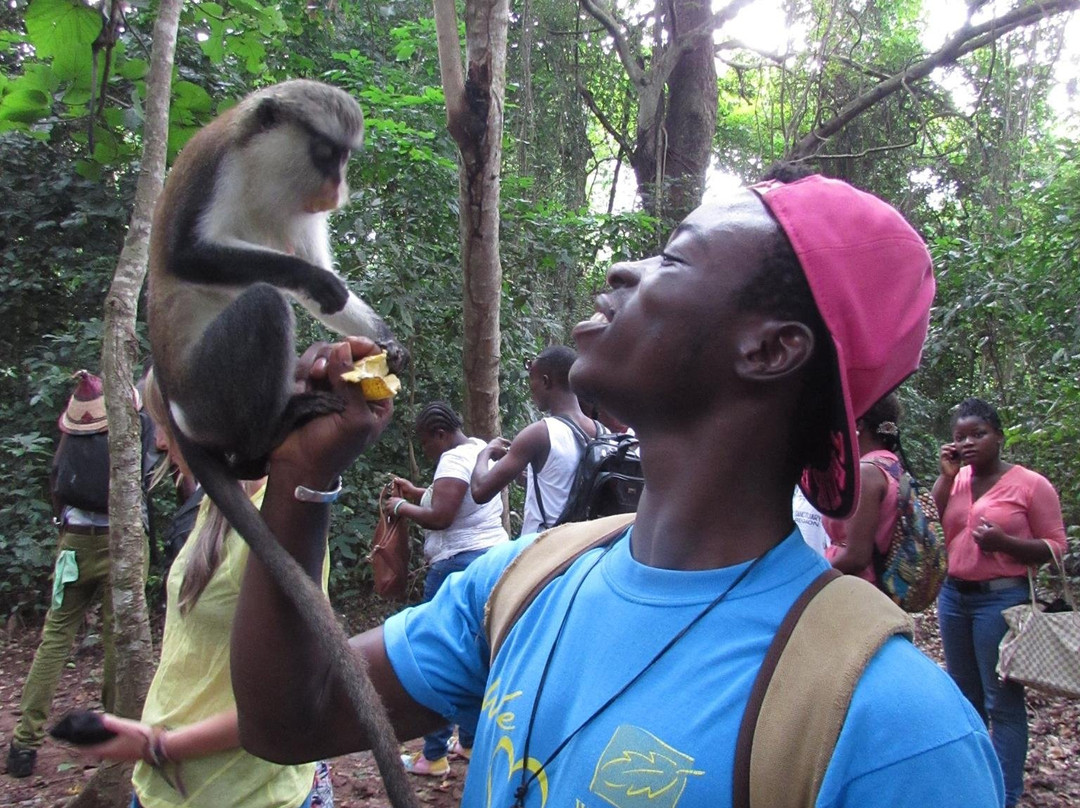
[296, 341, 333, 384]
[344, 335, 380, 360]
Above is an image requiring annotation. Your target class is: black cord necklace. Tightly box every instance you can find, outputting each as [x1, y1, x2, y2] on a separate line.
[510, 535, 779, 808]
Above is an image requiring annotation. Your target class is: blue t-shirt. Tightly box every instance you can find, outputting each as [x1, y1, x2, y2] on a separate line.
[385, 528, 1003, 808]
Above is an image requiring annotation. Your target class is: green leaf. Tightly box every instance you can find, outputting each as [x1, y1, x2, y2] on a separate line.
[117, 58, 148, 80]
[172, 81, 214, 115]
[0, 84, 52, 124]
[24, 0, 101, 81]
[25, 0, 102, 56]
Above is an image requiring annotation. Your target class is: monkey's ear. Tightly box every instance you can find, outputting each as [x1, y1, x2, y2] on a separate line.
[255, 98, 280, 131]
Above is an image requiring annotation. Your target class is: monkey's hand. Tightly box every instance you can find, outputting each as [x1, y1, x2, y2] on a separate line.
[304, 267, 350, 314]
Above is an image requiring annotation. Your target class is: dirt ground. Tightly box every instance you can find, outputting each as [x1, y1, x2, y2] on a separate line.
[2, 605, 1078, 807]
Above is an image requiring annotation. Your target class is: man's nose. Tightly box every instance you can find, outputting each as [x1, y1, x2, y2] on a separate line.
[606, 257, 653, 288]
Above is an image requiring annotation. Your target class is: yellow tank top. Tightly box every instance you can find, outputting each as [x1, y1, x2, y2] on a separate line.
[132, 487, 330, 808]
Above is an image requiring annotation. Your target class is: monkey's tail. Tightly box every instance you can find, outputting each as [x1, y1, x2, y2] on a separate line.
[172, 428, 421, 808]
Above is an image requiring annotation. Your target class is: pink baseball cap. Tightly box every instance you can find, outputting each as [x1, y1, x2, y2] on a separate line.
[750, 175, 935, 518]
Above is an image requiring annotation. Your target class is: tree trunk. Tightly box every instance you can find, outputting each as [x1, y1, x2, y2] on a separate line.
[67, 0, 182, 804]
[661, 0, 717, 219]
[582, 0, 735, 222]
[433, 0, 508, 441]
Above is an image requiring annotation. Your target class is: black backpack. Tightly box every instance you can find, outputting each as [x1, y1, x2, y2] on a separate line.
[546, 417, 643, 526]
[52, 432, 111, 514]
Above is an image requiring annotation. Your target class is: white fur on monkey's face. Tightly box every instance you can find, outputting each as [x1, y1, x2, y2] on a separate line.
[236, 124, 347, 215]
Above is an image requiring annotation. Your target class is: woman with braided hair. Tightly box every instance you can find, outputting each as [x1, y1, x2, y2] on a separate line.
[386, 401, 509, 776]
[824, 391, 906, 583]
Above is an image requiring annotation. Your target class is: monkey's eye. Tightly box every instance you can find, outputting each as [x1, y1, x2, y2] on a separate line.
[312, 140, 335, 164]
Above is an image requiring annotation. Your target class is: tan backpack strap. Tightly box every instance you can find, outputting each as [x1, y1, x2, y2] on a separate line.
[733, 571, 913, 808]
[484, 513, 636, 664]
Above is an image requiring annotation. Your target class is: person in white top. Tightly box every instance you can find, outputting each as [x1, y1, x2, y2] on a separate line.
[471, 345, 599, 535]
[387, 401, 509, 775]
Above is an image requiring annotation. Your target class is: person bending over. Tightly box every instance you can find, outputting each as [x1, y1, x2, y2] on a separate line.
[388, 401, 508, 775]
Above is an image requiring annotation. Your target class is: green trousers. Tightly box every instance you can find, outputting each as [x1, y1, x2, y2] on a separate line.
[13, 529, 115, 749]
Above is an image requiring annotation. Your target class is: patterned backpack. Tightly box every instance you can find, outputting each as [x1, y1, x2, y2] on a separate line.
[867, 457, 949, 613]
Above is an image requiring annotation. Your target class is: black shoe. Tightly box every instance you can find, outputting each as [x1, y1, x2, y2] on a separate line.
[6, 743, 36, 778]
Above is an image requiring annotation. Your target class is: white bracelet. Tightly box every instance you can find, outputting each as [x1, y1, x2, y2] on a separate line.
[294, 477, 343, 503]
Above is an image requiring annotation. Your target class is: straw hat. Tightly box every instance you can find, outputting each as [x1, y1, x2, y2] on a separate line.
[59, 370, 108, 435]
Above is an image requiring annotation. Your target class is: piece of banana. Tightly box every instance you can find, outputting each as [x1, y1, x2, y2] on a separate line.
[341, 352, 401, 400]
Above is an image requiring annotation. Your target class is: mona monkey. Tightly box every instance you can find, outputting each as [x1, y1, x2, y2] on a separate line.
[146, 80, 418, 808]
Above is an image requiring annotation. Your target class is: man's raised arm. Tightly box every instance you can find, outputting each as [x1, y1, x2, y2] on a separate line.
[231, 338, 443, 763]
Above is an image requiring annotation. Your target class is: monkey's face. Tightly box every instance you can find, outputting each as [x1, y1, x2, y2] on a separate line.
[242, 124, 352, 217]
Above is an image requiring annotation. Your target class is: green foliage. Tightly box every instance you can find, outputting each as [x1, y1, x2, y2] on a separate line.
[914, 139, 1080, 525]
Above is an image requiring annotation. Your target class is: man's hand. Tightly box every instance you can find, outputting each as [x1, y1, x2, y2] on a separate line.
[272, 337, 394, 485]
[483, 436, 512, 461]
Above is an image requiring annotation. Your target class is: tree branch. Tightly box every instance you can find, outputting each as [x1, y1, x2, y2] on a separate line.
[787, 0, 1080, 160]
[578, 82, 635, 155]
[796, 135, 918, 161]
[432, 0, 468, 143]
[578, 0, 646, 86]
[648, 0, 757, 84]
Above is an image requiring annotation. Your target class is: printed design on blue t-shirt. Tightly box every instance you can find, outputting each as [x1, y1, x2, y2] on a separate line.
[590, 726, 703, 808]
[481, 678, 702, 808]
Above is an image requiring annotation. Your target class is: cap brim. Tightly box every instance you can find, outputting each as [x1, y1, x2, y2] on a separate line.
[59, 415, 108, 434]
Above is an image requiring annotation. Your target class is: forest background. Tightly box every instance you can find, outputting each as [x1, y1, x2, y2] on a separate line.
[1, 0, 1079, 620]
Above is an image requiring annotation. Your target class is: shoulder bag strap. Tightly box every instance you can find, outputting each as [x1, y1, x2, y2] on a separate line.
[484, 512, 637, 664]
[732, 571, 913, 808]
[552, 414, 591, 449]
[531, 463, 549, 529]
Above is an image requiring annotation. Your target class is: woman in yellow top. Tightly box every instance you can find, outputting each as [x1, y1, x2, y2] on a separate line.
[85, 371, 332, 808]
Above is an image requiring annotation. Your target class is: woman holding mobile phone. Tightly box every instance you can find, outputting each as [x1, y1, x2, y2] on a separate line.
[933, 397, 1067, 807]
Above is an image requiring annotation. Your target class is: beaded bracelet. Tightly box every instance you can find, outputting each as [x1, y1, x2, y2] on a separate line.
[145, 727, 187, 798]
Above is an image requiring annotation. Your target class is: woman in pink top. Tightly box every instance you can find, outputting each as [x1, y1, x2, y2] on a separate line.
[933, 397, 1066, 807]
[824, 392, 902, 584]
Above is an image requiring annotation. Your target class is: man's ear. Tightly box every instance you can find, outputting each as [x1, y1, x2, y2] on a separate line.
[735, 320, 815, 381]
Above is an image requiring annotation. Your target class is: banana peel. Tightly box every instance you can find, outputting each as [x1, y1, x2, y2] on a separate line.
[341, 352, 401, 400]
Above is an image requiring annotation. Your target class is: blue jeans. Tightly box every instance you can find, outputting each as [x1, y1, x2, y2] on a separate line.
[421, 549, 486, 761]
[938, 580, 1029, 806]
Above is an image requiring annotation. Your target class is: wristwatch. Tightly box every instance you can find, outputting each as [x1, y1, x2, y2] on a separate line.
[294, 477, 343, 503]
